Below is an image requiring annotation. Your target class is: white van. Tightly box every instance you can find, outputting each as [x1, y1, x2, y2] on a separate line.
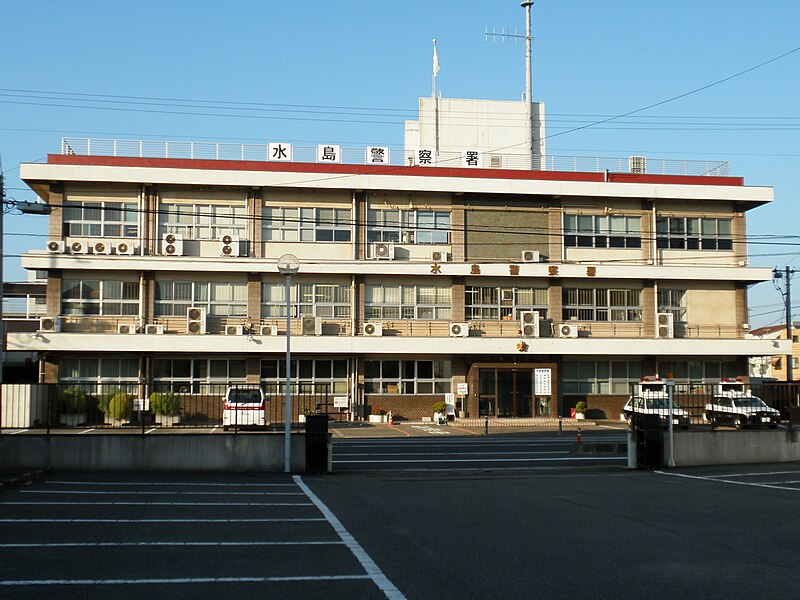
[222, 386, 267, 430]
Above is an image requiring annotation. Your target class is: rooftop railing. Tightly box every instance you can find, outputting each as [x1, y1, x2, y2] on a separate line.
[60, 138, 730, 178]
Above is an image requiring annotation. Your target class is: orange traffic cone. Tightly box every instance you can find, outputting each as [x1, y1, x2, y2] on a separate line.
[388, 410, 394, 425]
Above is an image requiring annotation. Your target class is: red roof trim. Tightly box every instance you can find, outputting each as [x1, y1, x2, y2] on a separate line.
[46, 154, 745, 187]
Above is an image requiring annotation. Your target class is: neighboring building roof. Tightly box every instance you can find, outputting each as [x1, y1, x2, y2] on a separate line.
[750, 324, 788, 336]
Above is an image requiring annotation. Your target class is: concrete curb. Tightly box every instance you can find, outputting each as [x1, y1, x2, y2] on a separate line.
[1, 468, 51, 492]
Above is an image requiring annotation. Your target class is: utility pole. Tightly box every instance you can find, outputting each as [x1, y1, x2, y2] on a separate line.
[521, 1, 534, 168]
[773, 267, 797, 381]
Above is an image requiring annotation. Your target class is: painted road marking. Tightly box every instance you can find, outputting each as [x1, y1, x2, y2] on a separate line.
[334, 451, 571, 457]
[0, 575, 373, 586]
[294, 475, 406, 600]
[0, 518, 327, 523]
[45, 481, 296, 487]
[77, 429, 94, 434]
[656, 470, 800, 492]
[0, 541, 343, 548]
[334, 456, 623, 464]
[1, 501, 313, 506]
[21, 490, 305, 496]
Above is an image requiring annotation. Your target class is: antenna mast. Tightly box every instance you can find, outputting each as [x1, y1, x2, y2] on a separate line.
[521, 1, 534, 167]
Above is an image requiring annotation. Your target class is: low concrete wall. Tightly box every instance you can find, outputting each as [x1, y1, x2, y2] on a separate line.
[0, 434, 314, 472]
[672, 429, 800, 467]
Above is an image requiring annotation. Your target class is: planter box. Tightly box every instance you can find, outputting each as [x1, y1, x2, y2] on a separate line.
[58, 413, 86, 427]
[368, 414, 387, 423]
[575, 413, 586, 420]
[155, 414, 181, 427]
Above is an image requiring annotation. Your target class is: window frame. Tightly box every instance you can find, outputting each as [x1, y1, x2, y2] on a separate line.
[262, 206, 352, 243]
[465, 286, 549, 321]
[159, 203, 248, 241]
[364, 359, 452, 394]
[562, 288, 642, 322]
[656, 216, 733, 251]
[61, 279, 140, 316]
[63, 201, 139, 238]
[367, 208, 451, 245]
[364, 284, 452, 320]
[155, 280, 247, 317]
[261, 282, 351, 318]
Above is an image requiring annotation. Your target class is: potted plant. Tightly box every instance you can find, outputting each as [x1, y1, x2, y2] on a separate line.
[150, 390, 182, 426]
[431, 400, 447, 425]
[369, 407, 387, 423]
[57, 386, 88, 427]
[299, 405, 317, 424]
[574, 400, 588, 420]
[100, 388, 133, 427]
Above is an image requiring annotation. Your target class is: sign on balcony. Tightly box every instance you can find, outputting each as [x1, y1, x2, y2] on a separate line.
[268, 143, 293, 162]
[317, 144, 342, 163]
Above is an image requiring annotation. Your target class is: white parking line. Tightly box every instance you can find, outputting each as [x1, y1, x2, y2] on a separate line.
[22, 490, 304, 496]
[0, 541, 343, 548]
[655, 470, 800, 491]
[46, 481, 296, 487]
[702, 470, 800, 479]
[0, 518, 326, 523]
[77, 429, 94, 434]
[145, 428, 157, 434]
[334, 451, 570, 457]
[1, 501, 312, 506]
[335, 456, 620, 464]
[294, 475, 406, 600]
[0, 575, 373, 586]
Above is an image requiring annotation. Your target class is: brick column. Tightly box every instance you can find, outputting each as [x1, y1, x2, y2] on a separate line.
[42, 355, 59, 384]
[451, 194, 465, 262]
[735, 282, 748, 335]
[548, 278, 562, 327]
[46, 272, 62, 317]
[248, 188, 262, 258]
[642, 280, 655, 337]
[547, 201, 563, 263]
[142, 272, 155, 324]
[246, 357, 261, 384]
[146, 187, 159, 255]
[732, 211, 746, 266]
[47, 184, 64, 240]
[451, 276, 465, 321]
[247, 273, 261, 323]
[355, 192, 367, 260]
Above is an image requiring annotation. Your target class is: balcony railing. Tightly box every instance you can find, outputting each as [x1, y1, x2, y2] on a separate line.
[60, 137, 730, 178]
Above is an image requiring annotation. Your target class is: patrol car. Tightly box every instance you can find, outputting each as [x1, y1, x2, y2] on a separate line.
[623, 378, 690, 429]
[703, 379, 780, 429]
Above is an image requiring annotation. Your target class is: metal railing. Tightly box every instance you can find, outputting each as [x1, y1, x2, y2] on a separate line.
[0, 382, 346, 432]
[60, 137, 730, 178]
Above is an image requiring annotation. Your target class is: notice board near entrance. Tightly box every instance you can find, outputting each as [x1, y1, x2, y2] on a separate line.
[534, 368, 552, 396]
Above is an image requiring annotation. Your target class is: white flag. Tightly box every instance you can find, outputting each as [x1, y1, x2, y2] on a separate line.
[432, 40, 440, 76]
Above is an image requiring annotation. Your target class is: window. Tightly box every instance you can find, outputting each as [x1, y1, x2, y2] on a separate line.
[367, 209, 450, 244]
[59, 356, 139, 395]
[152, 358, 246, 394]
[261, 283, 351, 318]
[62, 280, 139, 316]
[63, 201, 138, 238]
[656, 360, 737, 383]
[155, 281, 247, 317]
[562, 361, 643, 395]
[364, 360, 451, 394]
[562, 288, 641, 322]
[656, 217, 732, 250]
[563, 214, 641, 248]
[159, 203, 247, 240]
[658, 289, 687, 322]
[262, 207, 351, 242]
[465, 286, 548, 320]
[261, 358, 349, 395]
[364, 285, 451, 320]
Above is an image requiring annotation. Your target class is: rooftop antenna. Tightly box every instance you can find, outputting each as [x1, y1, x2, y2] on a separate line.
[485, 2, 535, 167]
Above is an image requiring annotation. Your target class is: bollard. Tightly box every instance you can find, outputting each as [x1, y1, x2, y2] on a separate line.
[485, 415, 489, 436]
[387, 410, 394, 425]
[577, 427, 582, 445]
[558, 417, 562, 435]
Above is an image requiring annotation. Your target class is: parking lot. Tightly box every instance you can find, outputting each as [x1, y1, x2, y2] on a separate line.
[2, 462, 800, 599]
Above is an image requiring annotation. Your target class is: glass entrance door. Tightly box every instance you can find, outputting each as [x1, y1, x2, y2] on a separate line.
[480, 369, 534, 417]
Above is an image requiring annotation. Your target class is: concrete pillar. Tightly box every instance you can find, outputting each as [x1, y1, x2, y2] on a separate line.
[247, 273, 261, 323]
[548, 201, 563, 263]
[46, 273, 62, 317]
[47, 184, 64, 240]
[451, 194, 465, 262]
[451, 277, 465, 321]
[248, 188, 262, 258]
[642, 280, 655, 338]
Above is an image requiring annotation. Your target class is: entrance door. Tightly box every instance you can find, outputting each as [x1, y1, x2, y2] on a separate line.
[481, 369, 534, 418]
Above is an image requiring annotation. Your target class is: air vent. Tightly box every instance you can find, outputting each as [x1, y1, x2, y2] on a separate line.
[259, 325, 278, 336]
[362, 323, 384, 337]
[39, 316, 62, 333]
[115, 241, 136, 255]
[219, 235, 242, 257]
[657, 312, 674, 339]
[449, 322, 469, 337]
[521, 249, 540, 263]
[225, 325, 244, 336]
[93, 241, 111, 255]
[186, 307, 207, 334]
[520, 311, 540, 338]
[302, 316, 322, 336]
[117, 323, 137, 335]
[163, 233, 184, 256]
[488, 154, 503, 168]
[371, 242, 395, 260]
[145, 324, 164, 335]
[47, 240, 65, 253]
[559, 323, 578, 338]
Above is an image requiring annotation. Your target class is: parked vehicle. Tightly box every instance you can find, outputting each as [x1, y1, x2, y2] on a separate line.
[623, 379, 690, 429]
[704, 395, 780, 429]
[222, 386, 267, 430]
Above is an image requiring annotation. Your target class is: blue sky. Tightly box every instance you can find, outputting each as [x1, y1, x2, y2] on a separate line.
[2, 1, 798, 327]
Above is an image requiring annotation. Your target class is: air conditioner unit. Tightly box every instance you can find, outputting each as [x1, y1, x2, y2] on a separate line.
[431, 250, 449, 263]
[559, 323, 579, 338]
[69, 240, 90, 254]
[115, 241, 137, 255]
[657, 312, 674, 339]
[93, 240, 111, 255]
[302, 316, 322, 336]
[39, 316, 61, 333]
[521, 249, 540, 263]
[225, 324, 244, 336]
[219, 235, 243, 257]
[145, 324, 164, 335]
[163, 233, 184, 256]
[488, 154, 503, 168]
[449, 322, 469, 337]
[371, 242, 395, 260]
[117, 323, 137, 335]
[520, 311, 540, 338]
[46, 240, 65, 253]
[186, 306, 207, 334]
[629, 156, 647, 174]
[362, 322, 384, 337]
[260, 325, 278, 336]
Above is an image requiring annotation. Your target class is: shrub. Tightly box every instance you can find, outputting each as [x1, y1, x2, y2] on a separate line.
[58, 386, 88, 414]
[105, 390, 133, 421]
[574, 401, 588, 415]
[431, 401, 447, 414]
[371, 407, 386, 415]
[150, 391, 181, 416]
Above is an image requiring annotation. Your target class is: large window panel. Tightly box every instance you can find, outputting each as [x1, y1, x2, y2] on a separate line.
[365, 284, 451, 320]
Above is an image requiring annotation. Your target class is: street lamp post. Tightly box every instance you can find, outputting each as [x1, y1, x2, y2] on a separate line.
[277, 254, 299, 473]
